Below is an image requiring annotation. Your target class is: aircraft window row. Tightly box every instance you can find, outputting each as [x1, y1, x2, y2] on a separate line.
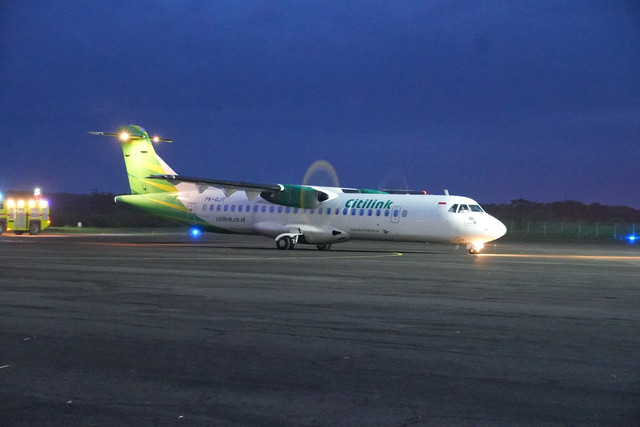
[448, 204, 484, 213]
[202, 204, 403, 217]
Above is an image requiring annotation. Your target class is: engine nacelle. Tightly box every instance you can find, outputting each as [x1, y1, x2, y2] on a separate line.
[260, 184, 333, 209]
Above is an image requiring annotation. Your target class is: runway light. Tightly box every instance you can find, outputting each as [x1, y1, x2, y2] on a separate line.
[626, 235, 637, 244]
[190, 227, 202, 237]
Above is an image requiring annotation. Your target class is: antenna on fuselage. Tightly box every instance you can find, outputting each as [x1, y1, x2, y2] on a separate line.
[444, 189, 450, 196]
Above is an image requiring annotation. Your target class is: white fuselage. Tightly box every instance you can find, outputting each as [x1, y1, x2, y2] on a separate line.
[178, 184, 507, 247]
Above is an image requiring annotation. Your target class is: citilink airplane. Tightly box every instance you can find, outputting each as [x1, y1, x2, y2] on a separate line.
[91, 125, 506, 253]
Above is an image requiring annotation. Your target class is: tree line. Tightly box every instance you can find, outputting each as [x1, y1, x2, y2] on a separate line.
[484, 199, 640, 224]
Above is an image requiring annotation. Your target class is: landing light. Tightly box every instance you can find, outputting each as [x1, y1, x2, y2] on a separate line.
[152, 136, 160, 143]
[119, 131, 130, 141]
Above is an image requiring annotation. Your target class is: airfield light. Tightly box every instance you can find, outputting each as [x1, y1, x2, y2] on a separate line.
[627, 235, 637, 243]
[119, 131, 130, 141]
[7, 200, 15, 208]
[39, 200, 49, 208]
[0, 192, 3, 201]
[34, 187, 41, 198]
[17, 200, 25, 208]
[28, 200, 36, 208]
[190, 227, 202, 237]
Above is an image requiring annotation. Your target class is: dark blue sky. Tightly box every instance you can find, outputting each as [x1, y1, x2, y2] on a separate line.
[2, 1, 639, 207]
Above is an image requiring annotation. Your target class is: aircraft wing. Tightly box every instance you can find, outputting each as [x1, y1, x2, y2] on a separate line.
[147, 174, 335, 208]
[147, 174, 283, 199]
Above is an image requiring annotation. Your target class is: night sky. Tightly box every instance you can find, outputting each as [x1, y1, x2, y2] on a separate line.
[2, 1, 639, 207]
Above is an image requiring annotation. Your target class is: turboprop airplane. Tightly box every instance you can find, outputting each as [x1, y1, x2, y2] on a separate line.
[90, 125, 506, 254]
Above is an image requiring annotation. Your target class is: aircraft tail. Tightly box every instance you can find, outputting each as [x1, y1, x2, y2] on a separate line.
[91, 125, 177, 195]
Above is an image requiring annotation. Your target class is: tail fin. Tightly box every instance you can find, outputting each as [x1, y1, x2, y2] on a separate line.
[91, 125, 177, 194]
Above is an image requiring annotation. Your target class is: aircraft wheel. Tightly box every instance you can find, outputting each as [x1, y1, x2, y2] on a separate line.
[468, 247, 478, 255]
[15, 231, 24, 235]
[288, 242, 295, 250]
[29, 222, 41, 235]
[316, 244, 332, 251]
[276, 236, 291, 250]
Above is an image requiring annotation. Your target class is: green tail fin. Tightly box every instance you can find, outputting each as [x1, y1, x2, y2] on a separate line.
[117, 125, 177, 195]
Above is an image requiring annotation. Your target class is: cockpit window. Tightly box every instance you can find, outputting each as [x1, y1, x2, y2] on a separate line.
[449, 203, 484, 213]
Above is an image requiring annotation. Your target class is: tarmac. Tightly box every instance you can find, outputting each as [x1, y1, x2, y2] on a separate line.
[1, 232, 639, 426]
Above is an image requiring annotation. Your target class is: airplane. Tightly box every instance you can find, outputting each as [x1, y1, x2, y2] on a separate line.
[90, 125, 506, 254]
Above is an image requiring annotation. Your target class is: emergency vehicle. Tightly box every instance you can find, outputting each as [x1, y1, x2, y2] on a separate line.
[0, 191, 51, 235]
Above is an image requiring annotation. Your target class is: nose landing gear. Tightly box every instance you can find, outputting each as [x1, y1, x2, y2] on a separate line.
[466, 242, 484, 255]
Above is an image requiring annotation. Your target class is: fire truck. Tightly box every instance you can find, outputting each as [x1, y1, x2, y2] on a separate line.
[0, 191, 51, 235]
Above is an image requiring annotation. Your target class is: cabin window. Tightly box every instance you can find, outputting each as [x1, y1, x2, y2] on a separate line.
[224, 205, 229, 212]
[231, 205, 236, 212]
[269, 206, 275, 213]
[359, 209, 365, 216]
[260, 206, 266, 213]
[285, 207, 291, 214]
[376, 209, 381, 216]
[368, 209, 373, 216]
[209, 204, 214, 211]
[254, 206, 259, 213]
[309, 209, 315, 214]
[294, 208, 299, 214]
[402, 210, 408, 218]
[327, 209, 332, 215]
[278, 206, 283, 213]
[351, 209, 356, 216]
[384, 210, 390, 217]
[238, 205, 242, 212]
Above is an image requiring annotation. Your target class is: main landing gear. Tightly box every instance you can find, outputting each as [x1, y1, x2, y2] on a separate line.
[275, 234, 332, 251]
[276, 235, 295, 250]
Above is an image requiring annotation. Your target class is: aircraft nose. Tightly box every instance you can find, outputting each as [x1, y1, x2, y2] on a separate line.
[489, 217, 507, 240]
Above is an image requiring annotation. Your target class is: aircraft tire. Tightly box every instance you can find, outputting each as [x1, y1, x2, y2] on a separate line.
[316, 244, 332, 251]
[276, 236, 291, 250]
[15, 231, 24, 235]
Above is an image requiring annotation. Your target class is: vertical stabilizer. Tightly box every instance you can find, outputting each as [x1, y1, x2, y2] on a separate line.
[90, 125, 177, 195]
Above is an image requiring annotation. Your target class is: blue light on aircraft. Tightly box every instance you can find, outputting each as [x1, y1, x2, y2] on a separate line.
[190, 227, 202, 237]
